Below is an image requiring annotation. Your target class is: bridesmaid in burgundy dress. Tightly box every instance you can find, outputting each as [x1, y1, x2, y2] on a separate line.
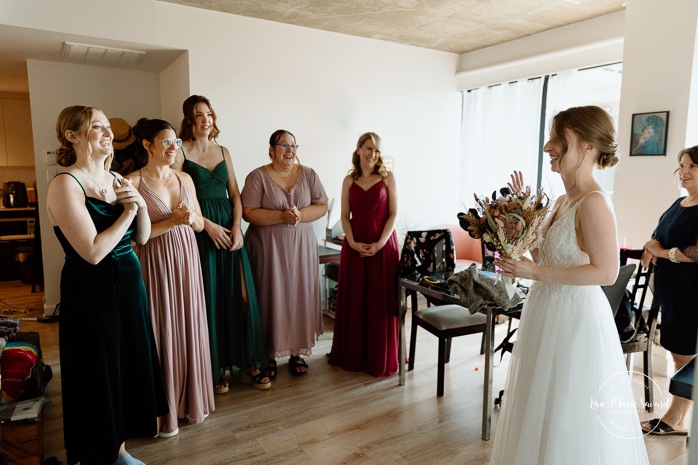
[328, 132, 400, 377]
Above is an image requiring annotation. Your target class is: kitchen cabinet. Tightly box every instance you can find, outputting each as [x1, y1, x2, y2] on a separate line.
[0, 207, 36, 281]
[0, 100, 6, 166]
[0, 98, 35, 167]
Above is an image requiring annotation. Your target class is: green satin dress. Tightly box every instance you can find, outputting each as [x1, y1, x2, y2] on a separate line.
[54, 172, 167, 465]
[182, 148, 267, 382]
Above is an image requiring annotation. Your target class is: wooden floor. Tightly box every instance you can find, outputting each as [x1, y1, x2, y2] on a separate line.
[0, 282, 690, 465]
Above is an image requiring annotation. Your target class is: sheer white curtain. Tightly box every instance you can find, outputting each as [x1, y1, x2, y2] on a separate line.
[540, 70, 579, 200]
[460, 67, 621, 210]
[544, 69, 621, 200]
[460, 79, 543, 211]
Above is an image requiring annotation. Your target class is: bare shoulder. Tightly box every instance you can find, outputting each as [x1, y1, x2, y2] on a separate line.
[126, 170, 142, 189]
[48, 171, 80, 198]
[384, 170, 396, 185]
[176, 169, 195, 185]
[220, 144, 231, 159]
[126, 170, 142, 181]
[48, 171, 71, 190]
[577, 191, 615, 229]
[579, 191, 612, 212]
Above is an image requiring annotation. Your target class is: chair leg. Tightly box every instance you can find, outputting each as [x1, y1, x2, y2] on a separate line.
[644, 347, 653, 413]
[437, 336, 446, 396]
[445, 337, 452, 364]
[409, 320, 418, 371]
[481, 312, 497, 355]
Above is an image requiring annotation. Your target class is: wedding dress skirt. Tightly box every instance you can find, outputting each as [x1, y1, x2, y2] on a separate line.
[490, 199, 649, 465]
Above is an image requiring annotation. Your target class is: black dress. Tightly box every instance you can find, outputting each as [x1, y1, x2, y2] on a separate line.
[54, 173, 168, 465]
[652, 197, 698, 355]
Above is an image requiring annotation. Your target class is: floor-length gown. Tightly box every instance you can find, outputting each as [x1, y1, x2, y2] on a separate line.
[327, 180, 399, 377]
[135, 174, 214, 434]
[241, 165, 328, 358]
[54, 172, 168, 465]
[490, 198, 649, 465]
[182, 148, 267, 381]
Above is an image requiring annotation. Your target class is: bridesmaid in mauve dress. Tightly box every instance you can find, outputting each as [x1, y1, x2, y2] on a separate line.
[242, 129, 328, 378]
[328, 132, 400, 377]
[129, 118, 214, 438]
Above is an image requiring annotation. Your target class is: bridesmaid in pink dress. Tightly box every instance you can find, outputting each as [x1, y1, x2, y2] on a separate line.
[328, 132, 400, 377]
[129, 118, 214, 438]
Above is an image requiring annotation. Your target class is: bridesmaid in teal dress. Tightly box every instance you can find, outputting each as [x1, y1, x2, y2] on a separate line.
[175, 95, 269, 391]
[47, 106, 167, 465]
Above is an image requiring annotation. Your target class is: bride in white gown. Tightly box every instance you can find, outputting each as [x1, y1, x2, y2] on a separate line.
[490, 106, 649, 465]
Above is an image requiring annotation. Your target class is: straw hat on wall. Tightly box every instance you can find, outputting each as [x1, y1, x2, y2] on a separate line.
[109, 117, 136, 150]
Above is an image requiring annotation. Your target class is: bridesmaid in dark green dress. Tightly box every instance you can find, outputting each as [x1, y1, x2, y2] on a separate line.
[47, 106, 167, 465]
[176, 95, 269, 391]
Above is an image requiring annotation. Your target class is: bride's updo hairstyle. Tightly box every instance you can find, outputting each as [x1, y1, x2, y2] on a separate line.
[55, 105, 101, 167]
[551, 105, 619, 169]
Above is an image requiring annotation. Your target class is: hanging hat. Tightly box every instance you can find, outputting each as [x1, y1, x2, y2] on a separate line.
[110, 117, 136, 150]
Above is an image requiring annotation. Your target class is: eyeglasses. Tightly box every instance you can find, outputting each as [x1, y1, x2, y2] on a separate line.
[162, 138, 183, 148]
[276, 143, 299, 151]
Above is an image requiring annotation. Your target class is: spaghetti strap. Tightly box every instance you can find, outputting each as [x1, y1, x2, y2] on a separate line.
[578, 190, 607, 206]
[220, 146, 225, 159]
[181, 147, 188, 160]
[55, 171, 87, 197]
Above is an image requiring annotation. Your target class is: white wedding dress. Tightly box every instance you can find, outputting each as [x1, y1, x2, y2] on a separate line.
[490, 200, 649, 465]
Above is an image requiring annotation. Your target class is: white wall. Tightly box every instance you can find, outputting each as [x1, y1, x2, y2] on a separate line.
[5, 0, 462, 312]
[27, 59, 162, 313]
[614, 0, 698, 249]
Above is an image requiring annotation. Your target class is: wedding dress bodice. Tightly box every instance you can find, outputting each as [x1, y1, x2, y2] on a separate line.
[539, 201, 588, 268]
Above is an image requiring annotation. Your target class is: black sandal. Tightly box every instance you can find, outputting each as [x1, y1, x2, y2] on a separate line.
[261, 359, 277, 380]
[289, 356, 308, 377]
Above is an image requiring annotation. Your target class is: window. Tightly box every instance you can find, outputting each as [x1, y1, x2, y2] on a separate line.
[460, 63, 622, 207]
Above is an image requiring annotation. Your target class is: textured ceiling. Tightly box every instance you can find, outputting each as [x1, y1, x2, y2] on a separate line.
[158, 0, 625, 54]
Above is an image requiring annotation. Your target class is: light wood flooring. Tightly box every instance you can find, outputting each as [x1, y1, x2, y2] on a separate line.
[0, 282, 690, 465]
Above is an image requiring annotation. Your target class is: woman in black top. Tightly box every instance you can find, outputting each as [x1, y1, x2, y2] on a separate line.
[641, 145, 698, 436]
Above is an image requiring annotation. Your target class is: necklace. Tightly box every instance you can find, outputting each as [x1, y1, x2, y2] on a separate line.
[145, 166, 173, 186]
[75, 165, 108, 197]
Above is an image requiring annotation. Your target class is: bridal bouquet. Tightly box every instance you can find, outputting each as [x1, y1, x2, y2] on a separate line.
[458, 186, 551, 260]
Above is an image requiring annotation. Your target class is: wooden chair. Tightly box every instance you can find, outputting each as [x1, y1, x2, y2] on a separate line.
[408, 304, 487, 396]
[619, 248, 660, 412]
[399, 229, 491, 396]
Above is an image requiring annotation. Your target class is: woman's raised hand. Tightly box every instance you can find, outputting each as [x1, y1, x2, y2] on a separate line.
[507, 171, 525, 195]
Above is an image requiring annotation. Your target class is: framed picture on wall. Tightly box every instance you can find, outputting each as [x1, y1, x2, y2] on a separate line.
[630, 111, 669, 156]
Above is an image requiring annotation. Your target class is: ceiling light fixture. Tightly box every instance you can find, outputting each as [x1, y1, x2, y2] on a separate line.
[62, 41, 146, 66]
